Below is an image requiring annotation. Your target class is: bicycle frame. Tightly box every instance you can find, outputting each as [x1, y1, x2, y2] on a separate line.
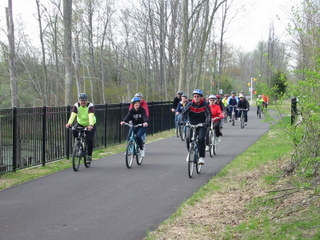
[71, 126, 89, 171]
[229, 105, 237, 126]
[123, 123, 143, 168]
[186, 123, 203, 178]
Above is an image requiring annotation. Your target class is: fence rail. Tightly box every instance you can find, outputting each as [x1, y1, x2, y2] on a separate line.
[0, 101, 174, 174]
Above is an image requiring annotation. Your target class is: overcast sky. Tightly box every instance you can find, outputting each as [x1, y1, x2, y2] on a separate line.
[0, 0, 302, 52]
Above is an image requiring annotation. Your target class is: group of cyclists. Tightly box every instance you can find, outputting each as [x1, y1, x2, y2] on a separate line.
[65, 90, 268, 167]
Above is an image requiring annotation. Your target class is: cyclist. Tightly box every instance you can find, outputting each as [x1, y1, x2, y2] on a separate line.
[262, 95, 269, 109]
[176, 94, 189, 124]
[215, 95, 225, 128]
[65, 93, 96, 163]
[256, 95, 264, 117]
[120, 97, 148, 157]
[238, 91, 246, 99]
[222, 94, 229, 120]
[206, 95, 223, 151]
[181, 89, 211, 165]
[227, 91, 239, 121]
[171, 91, 183, 113]
[129, 92, 149, 143]
[237, 95, 250, 125]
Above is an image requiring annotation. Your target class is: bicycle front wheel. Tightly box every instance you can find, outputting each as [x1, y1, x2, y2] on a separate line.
[240, 113, 245, 129]
[188, 145, 195, 178]
[232, 113, 235, 126]
[195, 148, 202, 174]
[209, 130, 214, 158]
[258, 108, 262, 118]
[125, 140, 135, 168]
[72, 142, 82, 171]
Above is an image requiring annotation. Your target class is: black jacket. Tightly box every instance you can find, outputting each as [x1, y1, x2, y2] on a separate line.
[123, 107, 148, 125]
[181, 99, 211, 126]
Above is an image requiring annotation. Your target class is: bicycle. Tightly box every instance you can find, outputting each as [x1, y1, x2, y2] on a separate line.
[238, 109, 247, 129]
[229, 105, 237, 126]
[186, 122, 204, 178]
[123, 123, 144, 168]
[208, 120, 219, 157]
[257, 105, 262, 118]
[71, 126, 91, 171]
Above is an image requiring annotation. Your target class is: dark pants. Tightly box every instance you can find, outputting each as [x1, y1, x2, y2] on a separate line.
[186, 126, 207, 158]
[73, 124, 96, 156]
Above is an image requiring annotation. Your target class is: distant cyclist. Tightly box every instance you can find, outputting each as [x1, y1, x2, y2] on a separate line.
[237, 95, 250, 125]
[256, 95, 264, 117]
[227, 91, 239, 121]
[129, 93, 149, 118]
[120, 97, 148, 157]
[176, 94, 189, 124]
[206, 95, 223, 151]
[181, 89, 211, 165]
[262, 95, 269, 109]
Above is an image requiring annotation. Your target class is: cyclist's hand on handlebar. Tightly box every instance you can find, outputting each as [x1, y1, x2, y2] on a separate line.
[87, 125, 93, 131]
[65, 123, 71, 128]
[143, 122, 148, 127]
[120, 121, 125, 125]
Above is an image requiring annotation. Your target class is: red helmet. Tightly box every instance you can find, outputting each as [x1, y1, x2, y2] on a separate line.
[216, 95, 221, 99]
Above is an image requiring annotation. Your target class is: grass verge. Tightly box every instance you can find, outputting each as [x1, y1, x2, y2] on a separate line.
[0, 130, 175, 191]
[144, 116, 320, 240]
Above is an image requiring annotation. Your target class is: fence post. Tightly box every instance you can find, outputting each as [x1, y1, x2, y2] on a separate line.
[12, 107, 17, 172]
[66, 105, 71, 159]
[42, 106, 46, 166]
[119, 103, 123, 143]
[291, 97, 297, 125]
[104, 103, 108, 147]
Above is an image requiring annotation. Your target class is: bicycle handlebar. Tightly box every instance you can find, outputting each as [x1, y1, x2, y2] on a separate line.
[70, 126, 88, 131]
[123, 123, 143, 128]
[185, 122, 205, 128]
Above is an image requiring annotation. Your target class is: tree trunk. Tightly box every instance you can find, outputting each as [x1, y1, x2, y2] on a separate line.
[63, 0, 73, 105]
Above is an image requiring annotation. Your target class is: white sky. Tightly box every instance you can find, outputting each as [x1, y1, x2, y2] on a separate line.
[0, 0, 302, 52]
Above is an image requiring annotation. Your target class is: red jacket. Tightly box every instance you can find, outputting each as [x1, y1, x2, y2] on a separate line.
[209, 104, 222, 122]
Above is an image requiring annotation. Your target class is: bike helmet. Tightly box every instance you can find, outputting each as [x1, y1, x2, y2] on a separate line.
[216, 95, 221, 99]
[231, 91, 236, 94]
[208, 94, 216, 99]
[239, 94, 244, 98]
[192, 89, 203, 96]
[181, 94, 188, 98]
[134, 93, 143, 98]
[176, 91, 183, 95]
[131, 97, 141, 103]
[258, 95, 262, 98]
[78, 93, 88, 101]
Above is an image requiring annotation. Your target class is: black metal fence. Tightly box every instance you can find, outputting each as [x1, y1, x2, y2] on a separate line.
[0, 101, 174, 174]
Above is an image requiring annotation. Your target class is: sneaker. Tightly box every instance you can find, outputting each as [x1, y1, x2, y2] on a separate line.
[244, 122, 247, 126]
[186, 153, 190, 162]
[198, 157, 205, 165]
[218, 137, 221, 143]
[86, 156, 92, 163]
[140, 149, 145, 157]
[205, 145, 210, 151]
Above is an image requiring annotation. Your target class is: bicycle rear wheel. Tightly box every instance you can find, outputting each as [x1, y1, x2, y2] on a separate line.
[72, 142, 82, 171]
[212, 133, 217, 155]
[125, 140, 135, 168]
[188, 145, 195, 178]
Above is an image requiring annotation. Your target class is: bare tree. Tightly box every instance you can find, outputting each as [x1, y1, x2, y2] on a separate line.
[5, 0, 19, 107]
[63, 0, 73, 105]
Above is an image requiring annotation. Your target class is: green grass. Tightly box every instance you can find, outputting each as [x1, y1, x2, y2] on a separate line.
[145, 116, 320, 240]
[0, 130, 175, 191]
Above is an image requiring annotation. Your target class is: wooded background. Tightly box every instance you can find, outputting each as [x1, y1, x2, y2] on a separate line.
[0, 0, 316, 108]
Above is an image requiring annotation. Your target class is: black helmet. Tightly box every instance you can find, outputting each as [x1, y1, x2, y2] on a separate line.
[181, 94, 187, 98]
[231, 91, 236, 94]
[78, 93, 88, 101]
[176, 91, 183, 95]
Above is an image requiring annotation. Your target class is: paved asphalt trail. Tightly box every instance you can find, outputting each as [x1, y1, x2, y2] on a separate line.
[0, 107, 270, 240]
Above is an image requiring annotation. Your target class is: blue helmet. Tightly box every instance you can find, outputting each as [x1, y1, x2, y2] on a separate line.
[131, 97, 141, 103]
[192, 89, 203, 96]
